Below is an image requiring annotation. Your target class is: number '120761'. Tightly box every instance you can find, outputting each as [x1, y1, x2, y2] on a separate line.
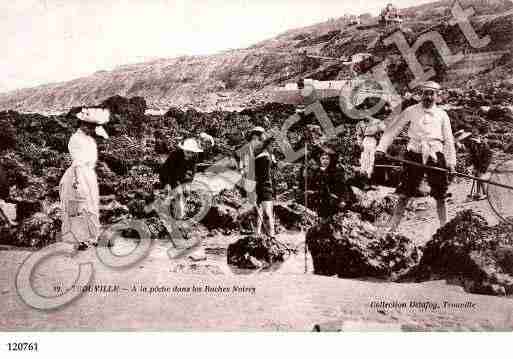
[7, 342, 38, 351]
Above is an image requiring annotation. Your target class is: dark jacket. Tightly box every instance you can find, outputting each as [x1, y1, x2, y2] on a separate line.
[0, 164, 8, 200]
[159, 148, 197, 188]
[0, 165, 9, 200]
[254, 152, 274, 197]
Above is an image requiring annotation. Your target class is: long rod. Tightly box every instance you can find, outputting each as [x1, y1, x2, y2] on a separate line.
[304, 143, 308, 274]
[384, 155, 513, 191]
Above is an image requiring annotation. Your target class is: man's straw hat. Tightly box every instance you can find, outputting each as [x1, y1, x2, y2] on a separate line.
[418, 81, 441, 91]
[179, 138, 203, 153]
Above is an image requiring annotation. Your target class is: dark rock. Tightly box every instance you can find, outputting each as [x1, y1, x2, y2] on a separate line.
[274, 202, 317, 230]
[128, 198, 148, 218]
[350, 187, 398, 223]
[217, 189, 243, 209]
[164, 107, 185, 121]
[201, 204, 239, 231]
[0, 111, 17, 152]
[15, 212, 61, 248]
[15, 200, 43, 222]
[145, 217, 171, 240]
[0, 151, 31, 190]
[0, 215, 17, 246]
[11, 178, 47, 203]
[100, 200, 130, 224]
[306, 212, 419, 279]
[487, 106, 513, 123]
[236, 204, 259, 232]
[227, 235, 293, 269]
[96, 161, 118, 196]
[404, 210, 513, 296]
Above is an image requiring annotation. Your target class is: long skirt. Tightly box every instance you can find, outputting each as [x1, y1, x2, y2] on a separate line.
[59, 165, 101, 244]
[360, 136, 377, 178]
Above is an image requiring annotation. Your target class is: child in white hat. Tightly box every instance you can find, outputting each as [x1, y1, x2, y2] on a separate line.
[159, 138, 203, 222]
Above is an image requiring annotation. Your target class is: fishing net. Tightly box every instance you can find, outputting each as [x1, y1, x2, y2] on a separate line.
[487, 159, 513, 225]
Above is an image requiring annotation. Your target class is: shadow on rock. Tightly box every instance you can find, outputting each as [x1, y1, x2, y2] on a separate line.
[227, 235, 296, 270]
[402, 210, 513, 296]
[306, 212, 420, 280]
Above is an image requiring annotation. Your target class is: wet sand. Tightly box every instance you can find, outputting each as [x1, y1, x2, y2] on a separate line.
[1, 180, 512, 331]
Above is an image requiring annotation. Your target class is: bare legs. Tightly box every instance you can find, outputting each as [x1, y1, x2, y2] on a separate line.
[389, 195, 448, 232]
[436, 197, 447, 227]
[389, 195, 409, 232]
[171, 187, 185, 221]
[256, 200, 275, 238]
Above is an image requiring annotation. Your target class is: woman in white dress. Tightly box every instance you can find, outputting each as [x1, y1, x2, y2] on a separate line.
[357, 116, 386, 180]
[59, 108, 110, 249]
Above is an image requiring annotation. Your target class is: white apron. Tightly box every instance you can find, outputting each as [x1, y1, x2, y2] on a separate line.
[357, 118, 385, 178]
[360, 136, 378, 178]
[59, 129, 101, 244]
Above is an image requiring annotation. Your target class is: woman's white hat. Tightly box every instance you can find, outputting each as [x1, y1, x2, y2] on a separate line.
[77, 108, 110, 139]
[76, 108, 110, 125]
[179, 138, 203, 153]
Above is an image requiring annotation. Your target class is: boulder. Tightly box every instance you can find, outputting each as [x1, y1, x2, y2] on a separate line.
[237, 204, 259, 232]
[0, 151, 31, 190]
[237, 202, 317, 233]
[15, 212, 62, 248]
[350, 187, 398, 223]
[127, 198, 148, 218]
[144, 216, 171, 240]
[100, 200, 130, 224]
[201, 204, 239, 232]
[0, 215, 17, 246]
[404, 210, 513, 296]
[15, 200, 43, 222]
[96, 161, 118, 196]
[217, 189, 243, 209]
[306, 212, 419, 279]
[273, 202, 317, 230]
[227, 235, 293, 269]
[487, 106, 513, 123]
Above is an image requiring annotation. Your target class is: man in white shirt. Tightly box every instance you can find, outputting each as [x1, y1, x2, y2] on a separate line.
[375, 81, 456, 232]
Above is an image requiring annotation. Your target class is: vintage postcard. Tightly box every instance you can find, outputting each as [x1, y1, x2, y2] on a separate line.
[1, 0, 513, 339]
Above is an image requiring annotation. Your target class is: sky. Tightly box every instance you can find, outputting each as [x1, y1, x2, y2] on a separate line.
[0, 0, 435, 93]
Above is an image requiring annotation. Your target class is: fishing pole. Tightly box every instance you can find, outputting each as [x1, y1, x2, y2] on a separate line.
[382, 154, 513, 191]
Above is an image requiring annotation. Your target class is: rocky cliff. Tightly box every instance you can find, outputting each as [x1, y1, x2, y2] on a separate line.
[0, 0, 512, 113]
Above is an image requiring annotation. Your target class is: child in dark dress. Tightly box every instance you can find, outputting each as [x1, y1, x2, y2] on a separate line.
[308, 148, 345, 220]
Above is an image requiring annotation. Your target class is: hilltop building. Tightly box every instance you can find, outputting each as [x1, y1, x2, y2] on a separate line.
[379, 3, 403, 27]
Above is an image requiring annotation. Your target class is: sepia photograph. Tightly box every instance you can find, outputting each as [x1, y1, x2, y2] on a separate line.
[1, 0, 513, 341]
